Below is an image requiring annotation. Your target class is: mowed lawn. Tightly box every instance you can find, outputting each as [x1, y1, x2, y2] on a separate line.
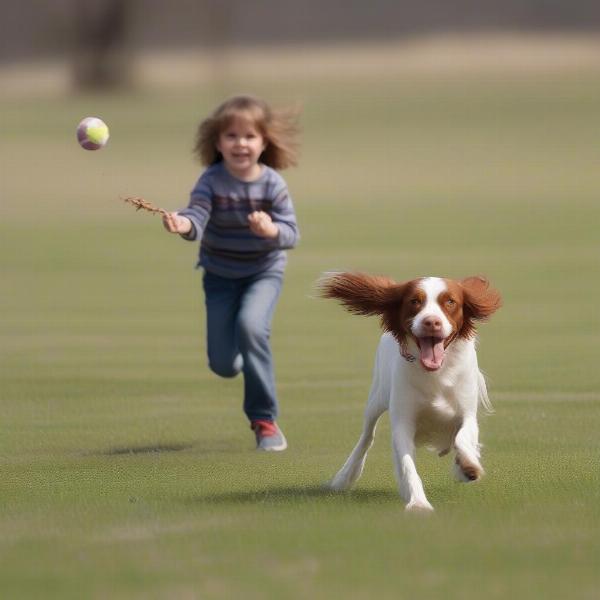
[1, 65, 600, 599]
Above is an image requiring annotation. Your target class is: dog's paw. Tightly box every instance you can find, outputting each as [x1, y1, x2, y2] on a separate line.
[453, 458, 484, 482]
[325, 476, 351, 492]
[405, 499, 434, 513]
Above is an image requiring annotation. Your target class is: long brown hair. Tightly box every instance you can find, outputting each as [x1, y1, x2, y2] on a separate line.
[194, 95, 300, 169]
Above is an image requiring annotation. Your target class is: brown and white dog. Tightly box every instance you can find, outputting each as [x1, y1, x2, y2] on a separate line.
[320, 272, 502, 511]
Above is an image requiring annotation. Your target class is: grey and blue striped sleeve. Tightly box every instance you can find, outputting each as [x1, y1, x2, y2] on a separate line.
[178, 174, 212, 241]
[271, 186, 299, 249]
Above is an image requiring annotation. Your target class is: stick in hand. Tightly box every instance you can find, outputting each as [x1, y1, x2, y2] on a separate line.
[122, 196, 167, 216]
[122, 196, 192, 234]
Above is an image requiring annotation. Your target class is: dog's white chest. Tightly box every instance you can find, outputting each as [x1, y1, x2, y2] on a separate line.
[414, 396, 461, 450]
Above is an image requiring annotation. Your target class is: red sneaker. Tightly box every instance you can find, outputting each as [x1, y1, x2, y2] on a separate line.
[250, 419, 288, 451]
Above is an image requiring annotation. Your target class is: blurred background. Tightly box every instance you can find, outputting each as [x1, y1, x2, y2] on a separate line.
[1, 2, 600, 598]
[2, 0, 600, 95]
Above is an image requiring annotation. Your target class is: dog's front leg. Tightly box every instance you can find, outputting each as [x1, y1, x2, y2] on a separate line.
[453, 414, 484, 482]
[328, 397, 385, 491]
[390, 416, 433, 512]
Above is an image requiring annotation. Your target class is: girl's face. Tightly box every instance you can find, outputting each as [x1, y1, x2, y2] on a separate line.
[216, 116, 266, 181]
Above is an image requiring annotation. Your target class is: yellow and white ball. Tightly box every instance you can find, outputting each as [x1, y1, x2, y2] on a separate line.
[77, 117, 109, 150]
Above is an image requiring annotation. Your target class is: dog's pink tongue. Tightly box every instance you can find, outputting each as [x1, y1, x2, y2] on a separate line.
[419, 337, 445, 370]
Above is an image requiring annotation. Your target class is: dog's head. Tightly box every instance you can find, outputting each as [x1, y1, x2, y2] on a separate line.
[319, 273, 502, 371]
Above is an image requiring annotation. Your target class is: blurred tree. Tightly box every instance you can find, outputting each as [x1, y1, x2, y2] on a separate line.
[71, 0, 132, 90]
[203, 0, 233, 95]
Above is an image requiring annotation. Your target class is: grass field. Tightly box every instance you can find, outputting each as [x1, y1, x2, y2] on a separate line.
[1, 56, 600, 599]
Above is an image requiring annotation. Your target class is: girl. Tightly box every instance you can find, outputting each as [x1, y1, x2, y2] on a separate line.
[162, 95, 300, 451]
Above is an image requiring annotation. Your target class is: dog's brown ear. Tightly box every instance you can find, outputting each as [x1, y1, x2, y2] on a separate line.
[319, 272, 403, 316]
[460, 276, 502, 338]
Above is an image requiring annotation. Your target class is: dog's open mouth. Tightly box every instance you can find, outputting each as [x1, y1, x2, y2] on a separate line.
[416, 337, 446, 371]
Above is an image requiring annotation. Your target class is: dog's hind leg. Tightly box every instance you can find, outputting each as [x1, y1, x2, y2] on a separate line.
[328, 386, 386, 492]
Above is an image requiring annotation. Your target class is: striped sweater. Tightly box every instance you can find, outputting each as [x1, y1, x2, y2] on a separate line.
[179, 162, 299, 278]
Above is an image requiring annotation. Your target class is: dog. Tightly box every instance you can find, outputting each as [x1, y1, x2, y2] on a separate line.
[320, 272, 502, 512]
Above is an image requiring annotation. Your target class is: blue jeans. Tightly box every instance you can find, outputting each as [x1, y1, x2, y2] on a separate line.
[202, 268, 283, 422]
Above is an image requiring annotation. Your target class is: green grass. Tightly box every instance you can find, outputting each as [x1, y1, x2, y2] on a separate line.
[1, 67, 600, 599]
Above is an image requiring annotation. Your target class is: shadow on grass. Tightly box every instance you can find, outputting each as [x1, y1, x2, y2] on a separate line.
[96, 435, 250, 456]
[102, 443, 194, 456]
[188, 485, 401, 506]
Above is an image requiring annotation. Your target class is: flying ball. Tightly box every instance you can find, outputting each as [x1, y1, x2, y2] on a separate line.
[77, 117, 109, 150]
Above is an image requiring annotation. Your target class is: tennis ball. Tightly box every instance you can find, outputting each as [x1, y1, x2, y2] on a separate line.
[77, 117, 109, 150]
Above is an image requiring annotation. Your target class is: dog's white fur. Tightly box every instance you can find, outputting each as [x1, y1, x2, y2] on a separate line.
[327, 277, 494, 512]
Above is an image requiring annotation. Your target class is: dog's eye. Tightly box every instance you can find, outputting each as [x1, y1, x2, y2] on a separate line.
[410, 298, 421, 306]
[446, 299, 456, 307]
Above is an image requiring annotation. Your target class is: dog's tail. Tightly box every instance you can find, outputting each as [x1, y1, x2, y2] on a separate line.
[477, 370, 494, 414]
[317, 271, 400, 316]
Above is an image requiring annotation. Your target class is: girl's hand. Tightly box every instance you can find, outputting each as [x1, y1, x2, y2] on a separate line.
[248, 211, 279, 239]
[162, 212, 192, 235]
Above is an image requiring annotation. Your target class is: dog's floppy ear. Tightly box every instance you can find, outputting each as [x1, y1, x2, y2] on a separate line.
[319, 272, 404, 316]
[460, 276, 502, 338]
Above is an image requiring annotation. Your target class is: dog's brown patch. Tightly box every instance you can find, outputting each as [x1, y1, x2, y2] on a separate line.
[455, 454, 484, 481]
